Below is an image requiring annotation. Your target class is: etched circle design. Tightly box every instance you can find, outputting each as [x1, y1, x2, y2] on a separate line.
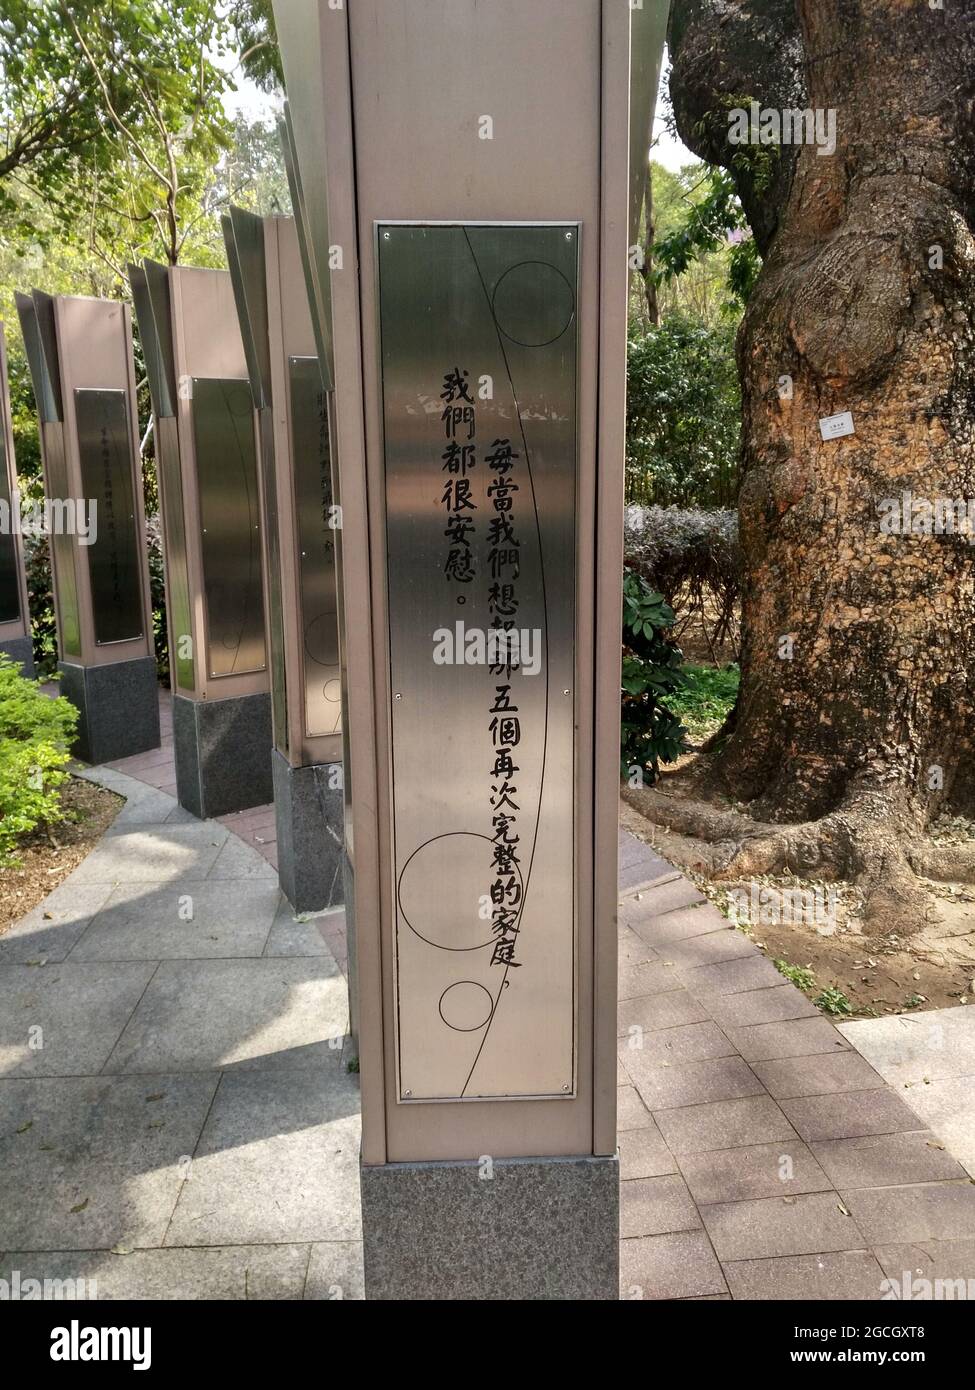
[323, 677, 341, 704]
[398, 831, 521, 952]
[439, 981, 494, 1033]
[491, 260, 575, 348]
[304, 612, 339, 667]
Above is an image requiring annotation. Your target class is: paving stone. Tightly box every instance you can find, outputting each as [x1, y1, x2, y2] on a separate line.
[840, 1182, 975, 1245]
[305, 1241, 365, 1300]
[873, 1238, 975, 1297]
[705, 985, 820, 1029]
[723, 1250, 887, 1301]
[264, 903, 339, 958]
[0, 884, 114, 964]
[0, 1244, 309, 1300]
[71, 823, 229, 884]
[618, 1123, 678, 1178]
[68, 882, 282, 961]
[616, 989, 709, 1038]
[700, 1191, 866, 1262]
[892, 1075, 975, 1177]
[620, 877, 706, 918]
[660, 929, 757, 969]
[206, 834, 279, 881]
[164, 1069, 362, 1246]
[632, 1055, 764, 1112]
[618, 926, 657, 968]
[839, 1006, 975, 1086]
[625, 902, 731, 945]
[102, 959, 350, 1073]
[619, 959, 670, 1001]
[725, 1016, 851, 1063]
[653, 1095, 797, 1157]
[620, 1231, 727, 1300]
[621, 1175, 700, 1238]
[618, 1083, 653, 1131]
[628, 1021, 735, 1068]
[110, 786, 180, 827]
[781, 1088, 922, 1141]
[0, 962, 156, 1076]
[678, 1140, 832, 1205]
[164, 806, 200, 825]
[679, 955, 784, 996]
[619, 832, 658, 870]
[810, 1132, 969, 1189]
[752, 1050, 886, 1100]
[0, 1074, 219, 1250]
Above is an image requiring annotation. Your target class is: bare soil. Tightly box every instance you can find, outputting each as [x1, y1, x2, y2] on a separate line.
[0, 777, 123, 935]
[620, 799, 975, 1021]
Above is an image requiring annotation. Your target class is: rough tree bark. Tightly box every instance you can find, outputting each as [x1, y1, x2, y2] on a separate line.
[646, 0, 975, 932]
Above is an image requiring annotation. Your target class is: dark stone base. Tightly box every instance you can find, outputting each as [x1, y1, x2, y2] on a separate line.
[57, 657, 160, 765]
[272, 749, 344, 913]
[173, 691, 272, 819]
[0, 635, 35, 679]
[360, 1153, 619, 1300]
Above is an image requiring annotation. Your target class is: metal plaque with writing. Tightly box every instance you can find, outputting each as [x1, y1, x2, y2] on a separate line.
[41, 424, 81, 658]
[290, 356, 340, 738]
[191, 378, 266, 679]
[379, 223, 578, 1102]
[74, 389, 144, 645]
[0, 419, 21, 625]
[156, 416, 194, 691]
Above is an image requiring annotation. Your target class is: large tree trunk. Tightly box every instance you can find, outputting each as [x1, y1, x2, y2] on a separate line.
[661, 0, 975, 931]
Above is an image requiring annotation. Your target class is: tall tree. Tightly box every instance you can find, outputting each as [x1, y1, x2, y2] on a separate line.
[637, 0, 975, 933]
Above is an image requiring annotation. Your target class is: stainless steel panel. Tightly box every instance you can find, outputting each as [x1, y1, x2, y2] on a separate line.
[41, 422, 81, 658]
[258, 408, 288, 752]
[141, 261, 178, 419]
[191, 377, 266, 679]
[15, 291, 62, 424]
[379, 223, 578, 1102]
[0, 401, 21, 625]
[224, 208, 272, 411]
[156, 415, 194, 692]
[290, 355, 340, 738]
[628, 1, 669, 248]
[278, 106, 334, 390]
[129, 263, 173, 422]
[74, 389, 144, 645]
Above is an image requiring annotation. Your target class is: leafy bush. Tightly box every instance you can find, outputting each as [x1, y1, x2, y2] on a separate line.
[0, 655, 78, 863]
[624, 505, 741, 660]
[626, 313, 741, 509]
[621, 568, 686, 781]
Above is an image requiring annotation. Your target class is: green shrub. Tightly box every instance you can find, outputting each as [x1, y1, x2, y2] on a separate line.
[0, 656, 78, 863]
[666, 663, 740, 741]
[621, 568, 687, 781]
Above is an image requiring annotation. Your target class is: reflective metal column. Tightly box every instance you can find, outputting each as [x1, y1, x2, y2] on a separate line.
[0, 323, 34, 676]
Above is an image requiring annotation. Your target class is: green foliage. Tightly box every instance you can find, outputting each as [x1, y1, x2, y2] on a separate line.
[815, 987, 853, 1016]
[774, 959, 816, 991]
[651, 166, 761, 314]
[0, 655, 77, 862]
[666, 663, 740, 741]
[627, 314, 741, 508]
[230, 0, 282, 93]
[621, 568, 686, 781]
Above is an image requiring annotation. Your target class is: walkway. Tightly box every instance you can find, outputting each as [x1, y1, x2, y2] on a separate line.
[1, 744, 974, 1298]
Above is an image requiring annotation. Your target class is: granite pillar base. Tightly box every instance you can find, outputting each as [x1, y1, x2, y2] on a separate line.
[0, 635, 35, 679]
[57, 657, 160, 765]
[173, 691, 272, 819]
[271, 748, 344, 913]
[360, 1152, 620, 1301]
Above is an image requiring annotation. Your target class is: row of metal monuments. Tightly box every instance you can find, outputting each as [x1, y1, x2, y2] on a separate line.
[4, 198, 344, 910]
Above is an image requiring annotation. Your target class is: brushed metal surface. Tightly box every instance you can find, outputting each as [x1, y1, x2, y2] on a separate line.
[279, 105, 334, 390]
[74, 388, 144, 646]
[258, 407, 288, 752]
[191, 377, 267, 679]
[290, 355, 341, 738]
[15, 290, 62, 424]
[379, 223, 578, 1102]
[224, 208, 273, 411]
[129, 263, 174, 421]
[155, 415, 195, 692]
[141, 261, 178, 418]
[0, 395, 21, 625]
[41, 422, 81, 658]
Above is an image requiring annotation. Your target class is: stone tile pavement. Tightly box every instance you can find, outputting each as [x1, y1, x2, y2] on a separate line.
[616, 831, 975, 1301]
[2, 739, 974, 1299]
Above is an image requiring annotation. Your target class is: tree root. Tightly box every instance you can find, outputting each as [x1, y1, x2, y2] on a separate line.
[623, 782, 960, 936]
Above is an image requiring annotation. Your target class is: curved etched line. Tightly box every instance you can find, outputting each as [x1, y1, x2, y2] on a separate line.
[459, 227, 559, 1097]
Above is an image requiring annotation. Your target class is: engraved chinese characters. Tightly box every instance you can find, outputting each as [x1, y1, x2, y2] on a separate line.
[380, 223, 578, 1102]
